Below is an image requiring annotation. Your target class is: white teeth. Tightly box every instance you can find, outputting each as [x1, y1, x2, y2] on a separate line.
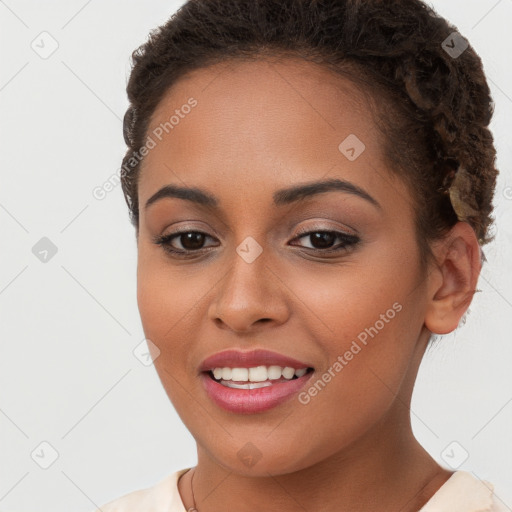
[210, 365, 310, 382]
[231, 368, 249, 381]
[294, 368, 308, 377]
[221, 380, 273, 389]
[282, 367, 295, 379]
[248, 366, 268, 382]
[221, 367, 232, 380]
[267, 365, 283, 380]
[213, 367, 224, 380]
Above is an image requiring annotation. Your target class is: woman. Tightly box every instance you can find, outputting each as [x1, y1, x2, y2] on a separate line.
[95, 0, 506, 510]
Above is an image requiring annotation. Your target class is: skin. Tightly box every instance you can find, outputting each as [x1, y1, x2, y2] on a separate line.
[135, 57, 482, 511]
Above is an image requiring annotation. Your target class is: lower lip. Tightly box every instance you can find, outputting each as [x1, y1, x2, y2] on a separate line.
[200, 371, 314, 414]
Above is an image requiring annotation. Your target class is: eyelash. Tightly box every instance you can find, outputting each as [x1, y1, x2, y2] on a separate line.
[152, 227, 360, 258]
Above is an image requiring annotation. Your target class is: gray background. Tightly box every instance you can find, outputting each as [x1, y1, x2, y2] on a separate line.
[0, 1, 511, 510]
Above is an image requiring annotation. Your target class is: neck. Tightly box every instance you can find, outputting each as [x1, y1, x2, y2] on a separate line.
[180, 403, 451, 512]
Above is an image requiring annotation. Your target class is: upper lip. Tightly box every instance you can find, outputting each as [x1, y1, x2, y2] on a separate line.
[199, 349, 314, 373]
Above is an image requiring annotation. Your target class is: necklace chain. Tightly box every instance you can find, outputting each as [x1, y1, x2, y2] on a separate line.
[187, 467, 199, 512]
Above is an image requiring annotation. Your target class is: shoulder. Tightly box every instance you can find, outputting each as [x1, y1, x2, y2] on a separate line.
[90, 468, 191, 512]
[420, 471, 509, 512]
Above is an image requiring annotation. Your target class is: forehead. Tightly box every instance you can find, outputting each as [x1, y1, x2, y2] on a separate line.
[138, 57, 399, 209]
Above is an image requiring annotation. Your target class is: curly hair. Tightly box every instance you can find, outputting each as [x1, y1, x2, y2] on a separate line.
[121, 0, 498, 268]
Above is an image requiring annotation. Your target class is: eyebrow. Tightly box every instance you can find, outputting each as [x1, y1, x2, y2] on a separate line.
[144, 178, 381, 211]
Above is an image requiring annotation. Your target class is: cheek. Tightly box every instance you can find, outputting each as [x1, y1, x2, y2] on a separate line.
[286, 240, 423, 415]
[136, 250, 193, 366]
[136, 245, 224, 389]
[284, 241, 418, 350]
[136, 255, 200, 410]
[136, 245, 208, 335]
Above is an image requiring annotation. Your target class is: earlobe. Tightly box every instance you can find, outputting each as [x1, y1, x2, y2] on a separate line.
[424, 222, 482, 335]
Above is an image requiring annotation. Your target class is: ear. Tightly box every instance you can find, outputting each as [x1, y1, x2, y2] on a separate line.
[424, 222, 482, 335]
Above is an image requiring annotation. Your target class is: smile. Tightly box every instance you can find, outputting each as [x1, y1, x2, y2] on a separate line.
[201, 366, 315, 414]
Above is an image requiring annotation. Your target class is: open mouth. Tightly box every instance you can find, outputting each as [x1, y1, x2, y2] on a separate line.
[200, 365, 316, 413]
[206, 367, 315, 389]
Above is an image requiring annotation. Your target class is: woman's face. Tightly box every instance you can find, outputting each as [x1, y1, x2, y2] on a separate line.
[136, 58, 432, 475]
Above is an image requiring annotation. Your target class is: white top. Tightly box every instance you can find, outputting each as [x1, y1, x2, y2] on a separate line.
[92, 468, 508, 512]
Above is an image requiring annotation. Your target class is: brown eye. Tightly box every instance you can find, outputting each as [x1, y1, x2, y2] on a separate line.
[153, 230, 218, 255]
[153, 228, 360, 258]
[304, 232, 336, 249]
[176, 232, 207, 250]
[292, 230, 360, 253]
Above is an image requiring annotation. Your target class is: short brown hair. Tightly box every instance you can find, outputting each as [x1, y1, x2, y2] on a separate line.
[121, 0, 498, 267]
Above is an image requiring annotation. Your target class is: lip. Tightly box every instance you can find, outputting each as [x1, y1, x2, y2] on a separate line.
[198, 349, 314, 373]
[200, 369, 314, 414]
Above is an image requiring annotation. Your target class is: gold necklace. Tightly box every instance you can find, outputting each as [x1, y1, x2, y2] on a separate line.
[187, 467, 199, 512]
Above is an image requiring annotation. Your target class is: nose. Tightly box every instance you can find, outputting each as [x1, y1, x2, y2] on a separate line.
[208, 244, 290, 334]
